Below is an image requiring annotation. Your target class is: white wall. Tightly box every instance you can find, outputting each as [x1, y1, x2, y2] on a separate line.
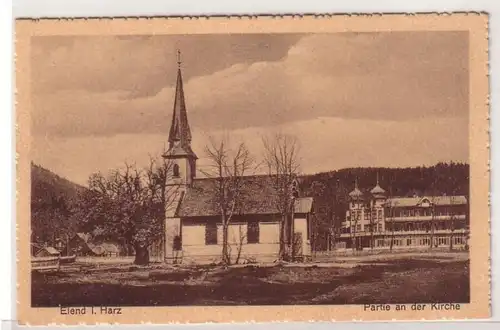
[181, 221, 281, 263]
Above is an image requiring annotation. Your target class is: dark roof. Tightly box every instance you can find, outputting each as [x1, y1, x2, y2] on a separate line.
[177, 176, 313, 217]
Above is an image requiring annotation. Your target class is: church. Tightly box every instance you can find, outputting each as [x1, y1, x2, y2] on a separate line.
[158, 58, 314, 264]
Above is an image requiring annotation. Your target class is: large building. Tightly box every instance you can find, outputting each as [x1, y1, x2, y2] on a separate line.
[161, 59, 314, 264]
[338, 177, 469, 250]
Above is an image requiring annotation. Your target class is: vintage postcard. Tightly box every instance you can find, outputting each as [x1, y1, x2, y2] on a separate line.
[15, 14, 489, 325]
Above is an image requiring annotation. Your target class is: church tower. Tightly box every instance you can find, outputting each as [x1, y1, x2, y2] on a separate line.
[163, 50, 197, 187]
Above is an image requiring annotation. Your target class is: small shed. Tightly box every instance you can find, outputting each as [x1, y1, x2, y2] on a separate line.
[66, 233, 97, 256]
[35, 246, 61, 258]
[90, 242, 121, 257]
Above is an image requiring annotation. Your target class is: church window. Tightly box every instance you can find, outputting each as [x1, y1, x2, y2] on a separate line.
[173, 164, 180, 177]
[205, 223, 217, 245]
[247, 221, 260, 244]
[172, 164, 180, 178]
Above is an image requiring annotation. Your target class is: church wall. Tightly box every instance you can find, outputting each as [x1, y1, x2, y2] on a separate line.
[178, 215, 284, 264]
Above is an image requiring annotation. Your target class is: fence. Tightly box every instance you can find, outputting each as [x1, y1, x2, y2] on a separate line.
[77, 256, 136, 264]
[311, 246, 468, 261]
[31, 256, 60, 271]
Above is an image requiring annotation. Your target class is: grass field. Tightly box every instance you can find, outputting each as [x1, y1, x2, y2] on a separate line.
[31, 253, 469, 306]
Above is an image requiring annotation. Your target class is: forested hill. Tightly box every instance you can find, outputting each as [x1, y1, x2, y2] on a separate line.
[31, 163, 86, 245]
[301, 162, 469, 198]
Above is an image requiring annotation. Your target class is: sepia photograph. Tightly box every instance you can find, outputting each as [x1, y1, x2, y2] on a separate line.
[15, 15, 489, 324]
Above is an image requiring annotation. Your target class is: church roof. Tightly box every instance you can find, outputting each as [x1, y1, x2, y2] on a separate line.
[176, 176, 314, 217]
[168, 68, 192, 144]
[165, 61, 197, 159]
[164, 143, 197, 158]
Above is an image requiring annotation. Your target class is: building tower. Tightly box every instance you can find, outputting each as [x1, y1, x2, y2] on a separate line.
[163, 51, 197, 264]
[348, 178, 365, 233]
[162, 50, 198, 188]
[370, 173, 386, 200]
[370, 173, 387, 232]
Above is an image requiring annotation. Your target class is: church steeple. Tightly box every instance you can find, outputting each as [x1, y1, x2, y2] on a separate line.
[168, 50, 193, 152]
[164, 50, 197, 186]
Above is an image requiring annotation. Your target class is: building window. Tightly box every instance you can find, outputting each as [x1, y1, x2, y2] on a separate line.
[205, 223, 217, 245]
[247, 221, 259, 244]
[173, 163, 180, 177]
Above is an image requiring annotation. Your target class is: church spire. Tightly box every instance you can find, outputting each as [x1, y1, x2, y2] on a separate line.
[168, 50, 193, 152]
[164, 50, 197, 186]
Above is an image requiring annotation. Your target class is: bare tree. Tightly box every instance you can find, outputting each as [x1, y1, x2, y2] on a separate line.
[202, 137, 255, 265]
[75, 156, 178, 265]
[262, 133, 301, 261]
[387, 187, 397, 252]
[449, 194, 457, 251]
[429, 195, 437, 250]
[349, 210, 360, 253]
[368, 202, 379, 250]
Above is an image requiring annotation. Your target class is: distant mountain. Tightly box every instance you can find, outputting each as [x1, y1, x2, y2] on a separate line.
[31, 163, 86, 246]
[301, 161, 469, 198]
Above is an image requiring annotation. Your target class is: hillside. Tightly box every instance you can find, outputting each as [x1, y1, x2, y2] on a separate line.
[31, 163, 86, 245]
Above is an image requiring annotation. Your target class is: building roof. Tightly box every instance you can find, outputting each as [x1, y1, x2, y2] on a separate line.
[76, 232, 91, 243]
[370, 184, 386, 195]
[348, 179, 364, 199]
[348, 187, 364, 199]
[40, 247, 60, 255]
[177, 176, 314, 217]
[165, 65, 197, 159]
[385, 195, 467, 207]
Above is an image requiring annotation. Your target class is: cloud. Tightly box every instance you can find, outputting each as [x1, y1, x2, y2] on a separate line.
[30, 32, 469, 183]
[32, 32, 469, 138]
[31, 34, 299, 96]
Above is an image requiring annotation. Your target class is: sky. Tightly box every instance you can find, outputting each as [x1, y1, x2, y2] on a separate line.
[30, 32, 469, 186]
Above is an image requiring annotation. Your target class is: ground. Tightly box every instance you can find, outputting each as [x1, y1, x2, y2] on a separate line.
[31, 252, 469, 306]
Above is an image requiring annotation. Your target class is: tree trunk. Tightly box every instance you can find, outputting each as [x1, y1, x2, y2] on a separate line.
[389, 222, 395, 252]
[449, 218, 454, 251]
[370, 229, 374, 250]
[279, 214, 287, 260]
[351, 228, 356, 253]
[222, 222, 230, 265]
[429, 206, 435, 250]
[134, 243, 150, 265]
